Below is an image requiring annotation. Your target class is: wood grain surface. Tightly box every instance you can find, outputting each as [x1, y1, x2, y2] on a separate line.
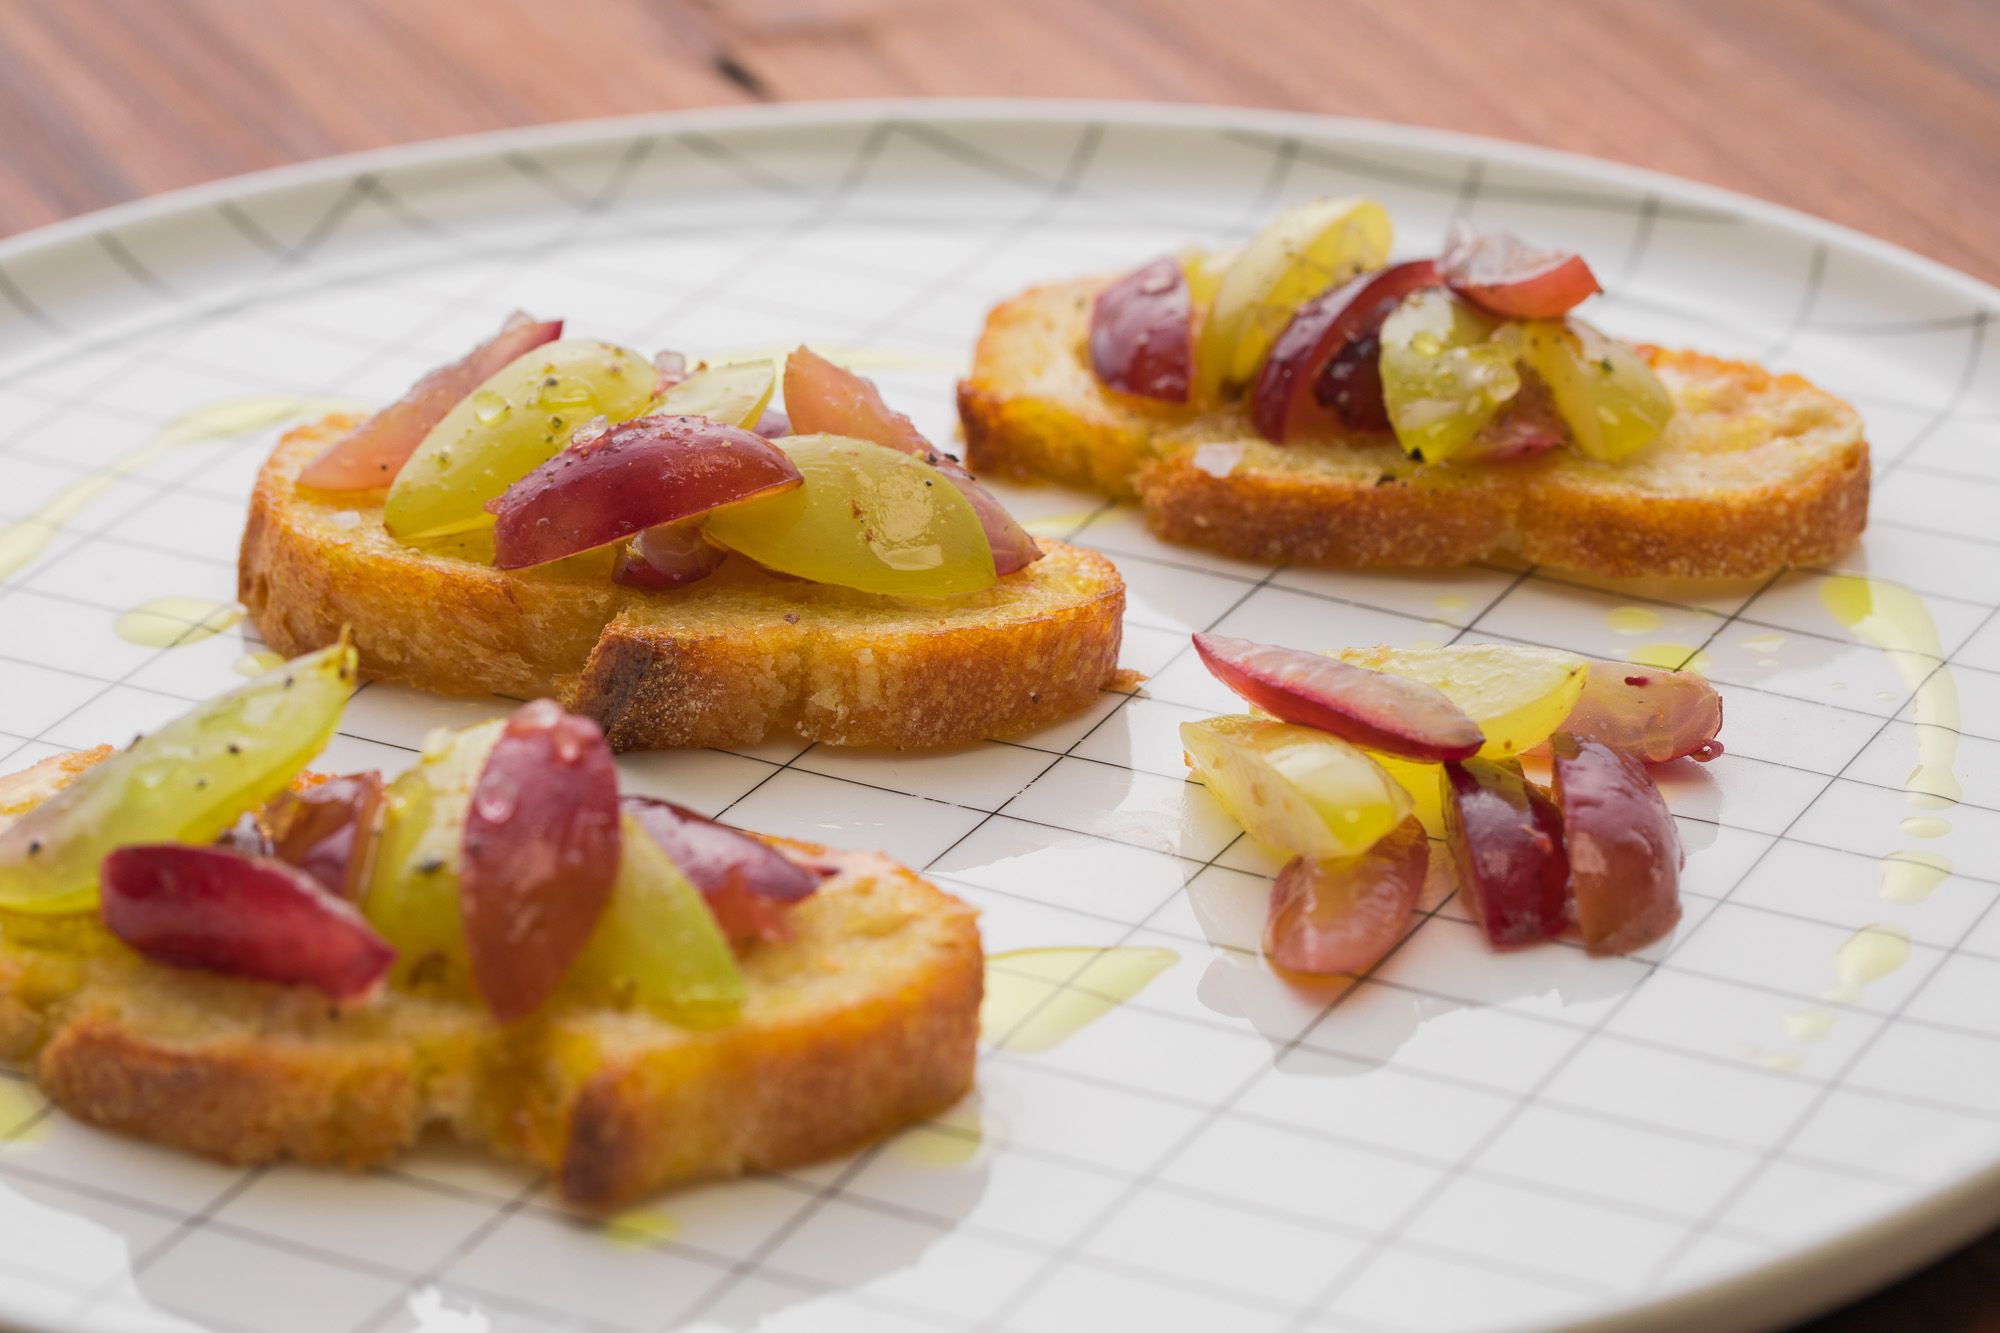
[2, 1, 1998, 1329]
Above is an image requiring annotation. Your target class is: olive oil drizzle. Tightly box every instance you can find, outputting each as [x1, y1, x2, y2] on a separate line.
[0, 394, 359, 583]
[980, 946, 1178, 1052]
[113, 597, 244, 648]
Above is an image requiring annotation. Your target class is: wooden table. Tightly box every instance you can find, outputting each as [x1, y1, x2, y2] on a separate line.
[3, 1, 1997, 1327]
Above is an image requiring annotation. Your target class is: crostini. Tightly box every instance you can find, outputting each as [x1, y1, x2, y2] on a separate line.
[241, 331, 1124, 750]
[959, 200, 1868, 578]
[0, 646, 980, 1210]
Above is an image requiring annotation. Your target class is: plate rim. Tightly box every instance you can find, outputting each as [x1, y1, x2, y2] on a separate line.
[1, 97, 1995, 1333]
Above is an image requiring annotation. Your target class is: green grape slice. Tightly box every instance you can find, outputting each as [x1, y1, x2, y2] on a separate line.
[703, 433, 997, 598]
[0, 643, 357, 915]
[565, 813, 746, 1026]
[362, 719, 503, 992]
[384, 339, 656, 542]
[1499, 319, 1674, 461]
[1379, 288, 1521, 462]
[650, 360, 774, 428]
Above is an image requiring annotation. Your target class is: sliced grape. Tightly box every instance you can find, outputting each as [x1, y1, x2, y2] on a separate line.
[1442, 759, 1568, 947]
[384, 339, 657, 542]
[1251, 259, 1441, 441]
[263, 772, 384, 901]
[646, 360, 775, 428]
[1192, 633, 1482, 761]
[0, 644, 357, 915]
[612, 518, 727, 590]
[1198, 198, 1393, 397]
[1440, 223, 1602, 319]
[1090, 256, 1194, 402]
[100, 845, 394, 1000]
[783, 345, 933, 456]
[781, 348, 1040, 575]
[566, 813, 746, 1025]
[488, 415, 802, 569]
[299, 313, 564, 491]
[363, 719, 503, 993]
[1265, 817, 1427, 977]
[1551, 734, 1683, 954]
[752, 408, 792, 439]
[1562, 664, 1724, 764]
[1334, 644, 1589, 760]
[460, 701, 621, 1023]
[622, 796, 820, 903]
[1379, 288, 1521, 462]
[1497, 319, 1673, 462]
[1459, 373, 1566, 464]
[1181, 714, 1412, 862]
[703, 434, 997, 598]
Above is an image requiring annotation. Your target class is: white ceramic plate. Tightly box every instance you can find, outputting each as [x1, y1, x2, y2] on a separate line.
[0, 102, 1995, 1333]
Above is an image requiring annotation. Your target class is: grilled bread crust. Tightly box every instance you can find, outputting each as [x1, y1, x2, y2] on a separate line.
[959, 277, 1869, 578]
[0, 751, 980, 1212]
[240, 417, 1125, 751]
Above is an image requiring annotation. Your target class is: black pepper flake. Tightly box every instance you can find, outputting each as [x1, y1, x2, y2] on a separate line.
[1599, 357, 1615, 374]
[25, 840, 41, 858]
[227, 743, 242, 755]
[194, 778, 208, 790]
[417, 857, 446, 875]
[1374, 474, 1396, 486]
[783, 611, 800, 624]
[283, 675, 296, 689]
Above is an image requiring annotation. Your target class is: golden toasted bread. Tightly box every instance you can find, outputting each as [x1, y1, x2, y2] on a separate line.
[240, 416, 1126, 751]
[959, 277, 1870, 578]
[0, 751, 980, 1211]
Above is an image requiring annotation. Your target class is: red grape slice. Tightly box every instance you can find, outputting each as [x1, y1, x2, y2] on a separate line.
[264, 772, 385, 901]
[1265, 816, 1427, 976]
[1551, 734, 1683, 954]
[1440, 223, 1601, 320]
[752, 408, 792, 439]
[489, 415, 801, 569]
[1089, 256, 1194, 403]
[1193, 633, 1484, 762]
[1561, 664, 1724, 764]
[622, 796, 826, 947]
[101, 844, 394, 1000]
[783, 344, 933, 455]
[1252, 260, 1442, 443]
[300, 312, 563, 490]
[781, 346, 1042, 575]
[1442, 758, 1568, 947]
[460, 700, 622, 1022]
[613, 519, 728, 591]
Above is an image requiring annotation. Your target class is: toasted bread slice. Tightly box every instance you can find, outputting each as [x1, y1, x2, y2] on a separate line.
[240, 416, 1126, 751]
[959, 277, 1870, 578]
[0, 751, 980, 1211]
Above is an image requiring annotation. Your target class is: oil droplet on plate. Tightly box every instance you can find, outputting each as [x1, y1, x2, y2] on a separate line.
[1822, 574, 1961, 810]
[1880, 850, 1952, 903]
[1825, 923, 1911, 1004]
[1749, 1048, 1805, 1073]
[114, 597, 244, 648]
[234, 650, 286, 677]
[981, 946, 1178, 1052]
[1432, 594, 1470, 617]
[1899, 815, 1951, 839]
[1021, 511, 1099, 539]
[1628, 642, 1711, 673]
[601, 1208, 678, 1249]
[1606, 606, 1663, 636]
[0, 1079, 46, 1146]
[1740, 631, 1785, 655]
[1784, 1008, 1836, 1043]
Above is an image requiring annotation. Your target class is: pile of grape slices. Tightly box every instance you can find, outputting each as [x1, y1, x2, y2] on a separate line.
[1183, 635, 1722, 977]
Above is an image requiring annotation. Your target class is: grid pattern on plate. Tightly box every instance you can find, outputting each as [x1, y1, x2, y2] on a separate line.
[0, 111, 1996, 1333]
